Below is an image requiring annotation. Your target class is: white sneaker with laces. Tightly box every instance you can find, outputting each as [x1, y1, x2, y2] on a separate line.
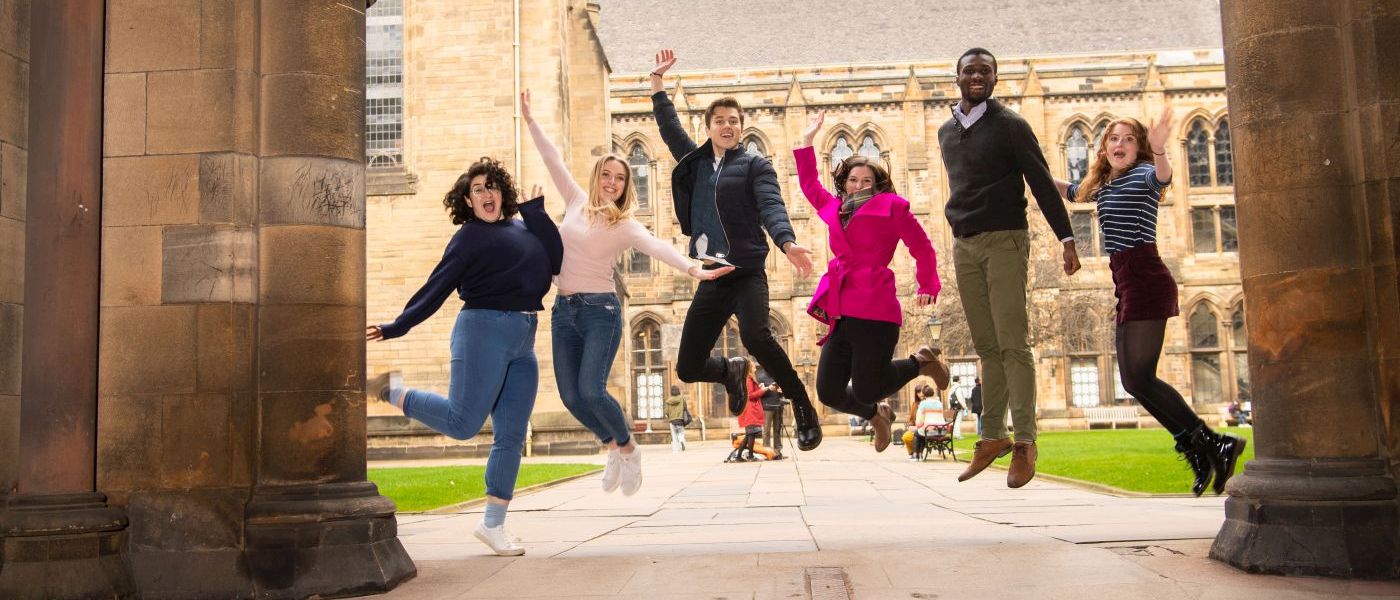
[473, 523, 524, 556]
[618, 445, 643, 496]
[600, 447, 622, 493]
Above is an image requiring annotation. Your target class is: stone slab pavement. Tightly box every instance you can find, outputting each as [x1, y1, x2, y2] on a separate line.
[375, 437, 1400, 599]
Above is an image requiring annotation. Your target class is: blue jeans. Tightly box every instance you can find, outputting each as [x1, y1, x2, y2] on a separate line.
[402, 309, 538, 500]
[551, 293, 631, 447]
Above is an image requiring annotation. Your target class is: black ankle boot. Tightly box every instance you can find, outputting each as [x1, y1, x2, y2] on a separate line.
[1176, 428, 1213, 497]
[1197, 426, 1247, 495]
[790, 399, 823, 451]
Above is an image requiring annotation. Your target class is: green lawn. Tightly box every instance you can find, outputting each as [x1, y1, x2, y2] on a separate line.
[945, 427, 1256, 494]
[368, 463, 602, 512]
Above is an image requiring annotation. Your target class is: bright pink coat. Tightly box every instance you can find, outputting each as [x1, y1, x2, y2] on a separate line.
[794, 146, 939, 342]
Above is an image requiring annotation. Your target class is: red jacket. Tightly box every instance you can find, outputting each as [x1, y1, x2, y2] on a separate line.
[738, 377, 765, 428]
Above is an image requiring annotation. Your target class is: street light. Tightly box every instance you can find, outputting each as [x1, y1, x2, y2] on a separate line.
[927, 315, 943, 346]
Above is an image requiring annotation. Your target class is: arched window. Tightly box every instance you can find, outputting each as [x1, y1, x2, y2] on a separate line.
[858, 135, 880, 159]
[628, 144, 651, 211]
[631, 320, 666, 420]
[1230, 304, 1249, 402]
[1065, 306, 1103, 408]
[743, 135, 765, 157]
[1189, 304, 1223, 405]
[1214, 119, 1233, 186]
[707, 321, 745, 418]
[1065, 124, 1089, 182]
[829, 136, 853, 171]
[1186, 119, 1212, 187]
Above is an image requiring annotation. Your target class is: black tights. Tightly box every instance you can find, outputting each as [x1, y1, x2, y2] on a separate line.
[1116, 320, 1203, 437]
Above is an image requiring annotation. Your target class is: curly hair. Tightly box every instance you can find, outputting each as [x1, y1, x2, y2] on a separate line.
[831, 155, 895, 197]
[1072, 118, 1162, 204]
[443, 157, 521, 225]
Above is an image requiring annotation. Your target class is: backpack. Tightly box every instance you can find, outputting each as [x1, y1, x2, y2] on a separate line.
[681, 405, 693, 427]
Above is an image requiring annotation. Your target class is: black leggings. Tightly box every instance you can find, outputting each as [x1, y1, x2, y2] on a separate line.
[816, 317, 921, 420]
[1116, 320, 1203, 437]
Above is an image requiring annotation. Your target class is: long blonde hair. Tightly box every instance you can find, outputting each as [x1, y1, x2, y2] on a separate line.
[584, 154, 636, 226]
[1072, 118, 1160, 203]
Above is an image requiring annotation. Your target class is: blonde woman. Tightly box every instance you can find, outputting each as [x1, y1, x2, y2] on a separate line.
[521, 91, 733, 497]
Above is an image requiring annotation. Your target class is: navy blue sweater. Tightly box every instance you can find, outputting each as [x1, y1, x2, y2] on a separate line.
[378, 198, 563, 340]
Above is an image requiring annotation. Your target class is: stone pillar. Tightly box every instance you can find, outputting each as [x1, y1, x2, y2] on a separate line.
[1211, 0, 1400, 578]
[0, 1, 137, 598]
[0, 0, 29, 504]
[242, 1, 414, 596]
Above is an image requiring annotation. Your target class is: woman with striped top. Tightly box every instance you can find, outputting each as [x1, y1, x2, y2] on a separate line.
[1054, 107, 1245, 497]
[521, 90, 734, 498]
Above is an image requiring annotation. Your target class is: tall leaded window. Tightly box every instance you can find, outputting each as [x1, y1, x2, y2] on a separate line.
[1065, 125, 1089, 182]
[632, 320, 666, 420]
[829, 136, 853, 171]
[1214, 120, 1233, 186]
[858, 135, 880, 159]
[1065, 306, 1104, 407]
[1186, 119, 1212, 187]
[1189, 304, 1223, 405]
[366, 0, 404, 168]
[1231, 304, 1250, 403]
[1070, 359, 1101, 408]
[628, 145, 650, 211]
[1192, 206, 1239, 254]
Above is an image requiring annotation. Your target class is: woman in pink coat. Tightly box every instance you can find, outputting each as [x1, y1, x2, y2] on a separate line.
[796, 111, 950, 453]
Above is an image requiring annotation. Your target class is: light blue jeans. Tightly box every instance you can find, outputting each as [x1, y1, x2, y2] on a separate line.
[402, 309, 538, 500]
[551, 293, 631, 447]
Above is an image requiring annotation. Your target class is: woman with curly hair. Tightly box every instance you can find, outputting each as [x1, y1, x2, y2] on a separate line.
[794, 111, 947, 455]
[1053, 106, 1245, 496]
[366, 157, 562, 556]
[521, 90, 733, 496]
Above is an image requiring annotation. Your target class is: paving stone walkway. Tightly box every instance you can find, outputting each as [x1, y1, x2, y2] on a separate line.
[377, 437, 1399, 599]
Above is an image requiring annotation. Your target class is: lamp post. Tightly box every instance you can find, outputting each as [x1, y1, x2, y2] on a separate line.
[927, 315, 943, 347]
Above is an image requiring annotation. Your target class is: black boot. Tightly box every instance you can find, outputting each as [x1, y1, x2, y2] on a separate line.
[1197, 426, 1247, 495]
[1175, 427, 1213, 497]
[790, 398, 824, 451]
[723, 357, 750, 416]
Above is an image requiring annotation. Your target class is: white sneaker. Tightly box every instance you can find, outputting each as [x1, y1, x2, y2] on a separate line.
[473, 523, 525, 556]
[601, 448, 622, 493]
[618, 445, 643, 496]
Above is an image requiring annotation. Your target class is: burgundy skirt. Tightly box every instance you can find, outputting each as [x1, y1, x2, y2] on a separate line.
[1109, 243, 1180, 325]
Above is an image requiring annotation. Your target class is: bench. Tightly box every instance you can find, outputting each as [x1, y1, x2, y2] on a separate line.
[1085, 406, 1140, 429]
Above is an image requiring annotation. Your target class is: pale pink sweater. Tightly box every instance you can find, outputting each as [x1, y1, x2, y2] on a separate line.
[528, 120, 695, 294]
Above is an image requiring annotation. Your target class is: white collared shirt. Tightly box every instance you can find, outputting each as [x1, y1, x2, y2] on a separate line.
[952, 99, 989, 129]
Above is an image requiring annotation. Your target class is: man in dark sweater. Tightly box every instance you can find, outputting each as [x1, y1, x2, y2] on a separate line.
[649, 48, 824, 451]
[939, 48, 1080, 488]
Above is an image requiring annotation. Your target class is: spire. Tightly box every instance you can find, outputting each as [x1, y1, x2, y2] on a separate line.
[785, 75, 806, 106]
[1022, 62, 1044, 97]
[1145, 55, 1165, 91]
[902, 67, 925, 101]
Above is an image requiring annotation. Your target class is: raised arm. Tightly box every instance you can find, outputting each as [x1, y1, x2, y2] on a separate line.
[793, 111, 838, 210]
[624, 221, 735, 281]
[521, 90, 587, 209]
[517, 189, 564, 275]
[648, 48, 699, 160]
[1147, 104, 1175, 186]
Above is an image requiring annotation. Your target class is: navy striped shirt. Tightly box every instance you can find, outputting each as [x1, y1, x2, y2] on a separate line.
[1068, 162, 1169, 255]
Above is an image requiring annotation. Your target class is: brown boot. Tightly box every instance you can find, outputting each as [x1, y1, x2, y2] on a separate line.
[871, 402, 894, 452]
[913, 346, 951, 390]
[957, 437, 1013, 482]
[1007, 441, 1037, 488]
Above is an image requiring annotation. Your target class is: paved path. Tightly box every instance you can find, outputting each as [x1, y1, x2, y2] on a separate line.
[378, 437, 1399, 599]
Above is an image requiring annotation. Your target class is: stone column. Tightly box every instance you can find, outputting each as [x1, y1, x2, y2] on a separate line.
[241, 1, 414, 596]
[1211, 0, 1400, 578]
[0, 1, 137, 598]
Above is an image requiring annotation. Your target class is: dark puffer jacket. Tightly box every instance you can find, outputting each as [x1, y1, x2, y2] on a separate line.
[651, 91, 796, 270]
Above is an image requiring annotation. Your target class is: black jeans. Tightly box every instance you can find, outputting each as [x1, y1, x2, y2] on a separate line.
[676, 268, 813, 410]
[763, 406, 784, 452]
[816, 317, 920, 420]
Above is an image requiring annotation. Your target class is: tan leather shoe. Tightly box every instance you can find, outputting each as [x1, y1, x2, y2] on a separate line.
[957, 437, 1013, 482]
[1007, 441, 1038, 488]
[913, 346, 951, 390]
[871, 402, 894, 452]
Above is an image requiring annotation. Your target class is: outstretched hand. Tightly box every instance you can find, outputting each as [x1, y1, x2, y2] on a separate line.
[528, 184, 543, 200]
[366, 324, 384, 341]
[690, 265, 736, 281]
[913, 293, 934, 308]
[1147, 104, 1173, 154]
[653, 48, 677, 76]
[801, 111, 825, 147]
[783, 242, 814, 278]
[520, 90, 534, 123]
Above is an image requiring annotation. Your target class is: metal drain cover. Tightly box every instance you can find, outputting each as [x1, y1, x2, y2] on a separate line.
[805, 567, 851, 600]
